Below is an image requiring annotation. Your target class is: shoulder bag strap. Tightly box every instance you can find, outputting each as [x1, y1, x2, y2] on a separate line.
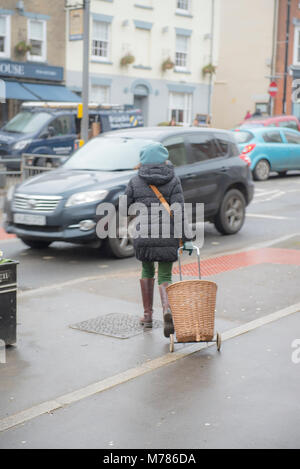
[149, 184, 172, 217]
[149, 184, 183, 248]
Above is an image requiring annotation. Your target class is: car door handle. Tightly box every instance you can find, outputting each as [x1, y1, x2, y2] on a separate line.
[184, 173, 198, 179]
[219, 166, 229, 172]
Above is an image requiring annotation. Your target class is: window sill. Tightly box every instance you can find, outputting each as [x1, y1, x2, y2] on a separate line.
[91, 58, 113, 65]
[174, 67, 191, 74]
[134, 4, 154, 10]
[133, 64, 152, 70]
[27, 56, 47, 63]
[175, 9, 193, 18]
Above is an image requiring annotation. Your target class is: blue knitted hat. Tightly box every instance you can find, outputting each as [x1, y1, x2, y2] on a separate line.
[140, 142, 169, 165]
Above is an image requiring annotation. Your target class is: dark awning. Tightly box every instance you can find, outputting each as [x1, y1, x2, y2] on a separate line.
[21, 83, 81, 102]
[3, 81, 39, 101]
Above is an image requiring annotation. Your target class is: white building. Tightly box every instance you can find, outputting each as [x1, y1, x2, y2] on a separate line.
[66, 0, 219, 126]
[211, 0, 275, 129]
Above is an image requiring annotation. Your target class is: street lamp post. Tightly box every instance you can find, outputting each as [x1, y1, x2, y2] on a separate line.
[81, 0, 90, 144]
[207, 0, 215, 121]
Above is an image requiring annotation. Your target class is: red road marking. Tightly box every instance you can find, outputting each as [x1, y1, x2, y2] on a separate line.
[173, 248, 300, 277]
[0, 227, 16, 240]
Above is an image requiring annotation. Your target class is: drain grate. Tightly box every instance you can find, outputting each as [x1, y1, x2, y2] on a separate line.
[70, 313, 163, 339]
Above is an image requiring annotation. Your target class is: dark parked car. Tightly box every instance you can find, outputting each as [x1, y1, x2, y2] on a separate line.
[4, 127, 254, 258]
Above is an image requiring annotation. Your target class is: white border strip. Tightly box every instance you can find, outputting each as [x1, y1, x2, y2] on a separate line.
[1, 302, 300, 433]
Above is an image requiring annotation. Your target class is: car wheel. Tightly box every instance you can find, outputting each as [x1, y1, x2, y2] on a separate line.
[35, 157, 45, 167]
[20, 238, 52, 249]
[45, 159, 55, 169]
[253, 160, 270, 181]
[35, 157, 54, 168]
[278, 171, 287, 178]
[105, 214, 135, 259]
[214, 189, 246, 235]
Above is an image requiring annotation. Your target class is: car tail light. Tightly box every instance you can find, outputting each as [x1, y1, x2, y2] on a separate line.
[239, 143, 255, 166]
[242, 144, 256, 154]
[239, 154, 251, 166]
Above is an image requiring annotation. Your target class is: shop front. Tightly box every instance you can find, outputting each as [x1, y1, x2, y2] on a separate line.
[0, 59, 80, 125]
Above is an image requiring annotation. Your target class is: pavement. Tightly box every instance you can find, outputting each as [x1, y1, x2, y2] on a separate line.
[0, 173, 300, 449]
[1, 308, 300, 449]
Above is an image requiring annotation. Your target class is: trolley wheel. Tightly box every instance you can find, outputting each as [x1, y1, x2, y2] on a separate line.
[169, 334, 175, 353]
[216, 333, 222, 352]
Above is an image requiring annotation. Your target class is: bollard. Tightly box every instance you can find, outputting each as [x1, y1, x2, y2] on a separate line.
[0, 261, 18, 346]
[0, 339, 6, 364]
[0, 163, 6, 189]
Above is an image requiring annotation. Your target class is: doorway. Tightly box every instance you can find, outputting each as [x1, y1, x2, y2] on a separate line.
[133, 84, 149, 126]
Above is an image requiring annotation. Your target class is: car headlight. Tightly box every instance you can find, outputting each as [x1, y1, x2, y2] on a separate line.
[12, 139, 32, 151]
[65, 190, 108, 207]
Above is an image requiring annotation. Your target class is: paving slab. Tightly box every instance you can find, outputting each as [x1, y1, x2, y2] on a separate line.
[1, 238, 300, 447]
[1, 309, 299, 449]
[1, 256, 300, 422]
[0, 281, 236, 420]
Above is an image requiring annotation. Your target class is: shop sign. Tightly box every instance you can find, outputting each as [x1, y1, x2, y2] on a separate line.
[0, 60, 63, 82]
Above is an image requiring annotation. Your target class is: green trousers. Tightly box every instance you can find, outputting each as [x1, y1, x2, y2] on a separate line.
[142, 261, 173, 285]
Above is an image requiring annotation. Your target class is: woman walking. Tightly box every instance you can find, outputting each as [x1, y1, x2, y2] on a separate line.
[125, 142, 193, 338]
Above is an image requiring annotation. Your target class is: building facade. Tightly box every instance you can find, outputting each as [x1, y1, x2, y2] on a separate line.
[66, 0, 220, 126]
[211, 0, 276, 129]
[0, 0, 78, 124]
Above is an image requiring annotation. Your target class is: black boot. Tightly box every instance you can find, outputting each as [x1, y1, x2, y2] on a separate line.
[159, 282, 175, 338]
[140, 279, 154, 328]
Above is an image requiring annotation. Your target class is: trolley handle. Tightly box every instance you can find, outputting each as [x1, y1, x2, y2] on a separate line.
[177, 245, 201, 281]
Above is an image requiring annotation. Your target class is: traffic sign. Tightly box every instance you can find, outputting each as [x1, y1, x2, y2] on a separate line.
[268, 81, 278, 98]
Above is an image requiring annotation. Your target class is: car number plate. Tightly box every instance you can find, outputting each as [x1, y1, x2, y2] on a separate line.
[14, 213, 46, 226]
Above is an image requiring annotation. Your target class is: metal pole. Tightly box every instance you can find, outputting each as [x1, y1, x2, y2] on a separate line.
[283, 0, 291, 114]
[81, 0, 90, 143]
[270, 0, 279, 116]
[207, 0, 215, 120]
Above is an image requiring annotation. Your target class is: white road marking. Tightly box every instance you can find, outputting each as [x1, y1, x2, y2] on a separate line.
[247, 214, 292, 220]
[254, 190, 280, 198]
[253, 191, 285, 203]
[0, 302, 300, 433]
[0, 237, 17, 244]
[286, 189, 300, 194]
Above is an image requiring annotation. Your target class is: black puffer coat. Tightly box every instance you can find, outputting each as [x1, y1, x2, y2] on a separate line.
[125, 163, 192, 263]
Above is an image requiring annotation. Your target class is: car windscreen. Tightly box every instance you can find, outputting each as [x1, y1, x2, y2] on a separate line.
[2, 111, 52, 134]
[233, 130, 254, 144]
[63, 137, 156, 171]
[278, 120, 299, 130]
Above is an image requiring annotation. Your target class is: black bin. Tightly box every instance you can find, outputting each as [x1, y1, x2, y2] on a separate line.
[0, 261, 18, 346]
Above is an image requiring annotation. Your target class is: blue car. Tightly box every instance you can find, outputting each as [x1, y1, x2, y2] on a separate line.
[233, 127, 300, 181]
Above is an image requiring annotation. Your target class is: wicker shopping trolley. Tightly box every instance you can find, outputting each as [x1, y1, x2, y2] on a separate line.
[167, 246, 221, 353]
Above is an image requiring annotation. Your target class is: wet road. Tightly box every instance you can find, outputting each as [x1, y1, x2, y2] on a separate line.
[1, 172, 300, 292]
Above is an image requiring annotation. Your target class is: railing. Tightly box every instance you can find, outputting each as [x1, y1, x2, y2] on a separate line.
[21, 153, 64, 181]
[0, 159, 22, 192]
[0, 154, 64, 202]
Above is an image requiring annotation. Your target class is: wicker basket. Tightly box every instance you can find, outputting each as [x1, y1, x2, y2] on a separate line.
[167, 280, 217, 343]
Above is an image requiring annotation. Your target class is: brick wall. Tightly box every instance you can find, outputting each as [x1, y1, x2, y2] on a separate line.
[0, 0, 66, 71]
[273, 0, 300, 115]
